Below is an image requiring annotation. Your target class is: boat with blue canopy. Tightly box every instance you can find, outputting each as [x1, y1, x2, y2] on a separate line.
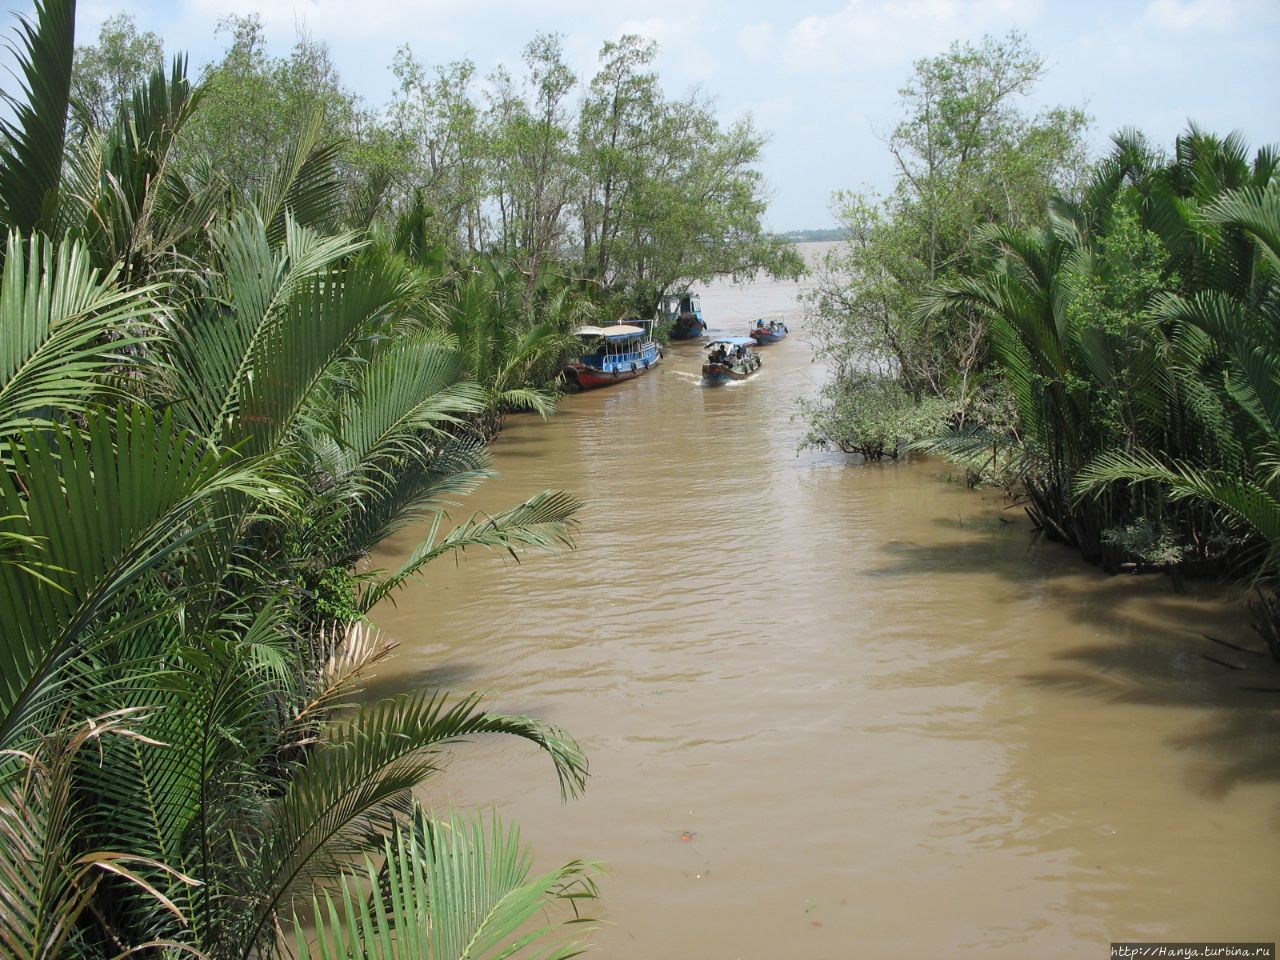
[702, 336, 761, 384]
[562, 320, 662, 390]
[748, 316, 789, 344]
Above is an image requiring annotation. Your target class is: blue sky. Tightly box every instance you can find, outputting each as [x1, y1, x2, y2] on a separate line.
[6, 0, 1279, 229]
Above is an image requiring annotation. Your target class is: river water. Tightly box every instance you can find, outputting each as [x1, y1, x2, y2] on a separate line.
[370, 244, 1279, 958]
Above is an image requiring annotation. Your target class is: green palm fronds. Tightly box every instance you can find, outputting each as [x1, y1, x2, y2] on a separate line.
[925, 128, 1279, 582]
[298, 805, 599, 960]
[0, 230, 164, 440]
[0, 0, 74, 237]
[0, 4, 596, 957]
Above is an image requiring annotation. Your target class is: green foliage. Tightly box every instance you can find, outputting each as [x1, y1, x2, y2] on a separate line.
[0, 5, 599, 958]
[68, 54, 208, 279]
[309, 565, 365, 623]
[484, 32, 579, 276]
[176, 15, 368, 202]
[386, 51, 486, 249]
[0, 230, 162, 439]
[0, 0, 74, 237]
[805, 32, 1089, 448]
[436, 256, 586, 435]
[298, 805, 599, 960]
[0, 712, 200, 960]
[800, 372, 951, 461]
[576, 37, 803, 311]
[69, 12, 164, 132]
[933, 125, 1280, 586]
[1100, 520, 1189, 568]
[377, 30, 798, 313]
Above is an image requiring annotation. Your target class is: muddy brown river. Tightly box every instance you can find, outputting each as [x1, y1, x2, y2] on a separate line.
[371, 244, 1279, 958]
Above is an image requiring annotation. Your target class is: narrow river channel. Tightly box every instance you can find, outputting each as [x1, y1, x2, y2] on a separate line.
[370, 243, 1279, 958]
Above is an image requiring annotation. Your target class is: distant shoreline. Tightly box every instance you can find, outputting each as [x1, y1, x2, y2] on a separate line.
[774, 228, 849, 243]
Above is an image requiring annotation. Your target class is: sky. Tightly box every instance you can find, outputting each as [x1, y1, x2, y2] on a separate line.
[5, 0, 1279, 230]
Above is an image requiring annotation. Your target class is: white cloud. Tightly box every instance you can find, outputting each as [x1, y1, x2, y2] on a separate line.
[614, 15, 722, 83]
[741, 93, 794, 130]
[180, 0, 475, 40]
[738, 20, 776, 61]
[1143, 0, 1234, 32]
[778, 0, 1043, 74]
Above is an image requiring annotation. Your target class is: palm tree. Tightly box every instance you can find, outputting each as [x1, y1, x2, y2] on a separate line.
[0, 3, 600, 956]
[440, 257, 582, 438]
[924, 128, 1278, 580]
[1075, 183, 1280, 653]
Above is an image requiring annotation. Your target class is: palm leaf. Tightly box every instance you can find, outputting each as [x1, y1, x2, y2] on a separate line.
[1076, 448, 1280, 567]
[0, 230, 164, 440]
[167, 211, 366, 442]
[257, 109, 346, 247]
[237, 242, 407, 457]
[288, 622, 396, 735]
[337, 434, 495, 565]
[360, 490, 580, 612]
[297, 805, 598, 960]
[70, 55, 204, 275]
[1202, 185, 1280, 279]
[0, 0, 74, 235]
[329, 335, 486, 485]
[0, 712, 200, 960]
[243, 692, 588, 954]
[0, 406, 283, 749]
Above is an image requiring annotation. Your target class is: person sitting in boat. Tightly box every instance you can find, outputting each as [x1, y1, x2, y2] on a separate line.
[710, 345, 727, 364]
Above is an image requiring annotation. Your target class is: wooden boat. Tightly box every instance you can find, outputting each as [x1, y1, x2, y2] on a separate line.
[660, 291, 708, 340]
[702, 337, 762, 384]
[562, 320, 662, 390]
[748, 316, 789, 344]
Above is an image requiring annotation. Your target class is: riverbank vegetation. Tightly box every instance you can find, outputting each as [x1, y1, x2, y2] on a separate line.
[803, 33, 1090, 460]
[101, 14, 802, 317]
[806, 32, 1280, 653]
[0, 0, 809, 954]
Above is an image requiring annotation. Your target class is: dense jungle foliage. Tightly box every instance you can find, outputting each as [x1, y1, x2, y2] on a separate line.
[0, 0, 801, 955]
[70, 12, 803, 319]
[805, 33, 1280, 654]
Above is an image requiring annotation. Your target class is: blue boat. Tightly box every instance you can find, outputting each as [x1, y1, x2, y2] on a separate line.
[661, 292, 708, 340]
[562, 320, 662, 390]
[748, 316, 789, 345]
[702, 337, 761, 384]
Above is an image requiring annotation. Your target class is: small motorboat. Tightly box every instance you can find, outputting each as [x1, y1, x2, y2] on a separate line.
[702, 337, 762, 384]
[749, 316, 789, 344]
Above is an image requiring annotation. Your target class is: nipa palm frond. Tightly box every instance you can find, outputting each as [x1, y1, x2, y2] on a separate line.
[359, 490, 581, 612]
[0, 0, 74, 236]
[244, 691, 588, 955]
[0, 405, 285, 750]
[296, 804, 599, 960]
[0, 230, 165, 440]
